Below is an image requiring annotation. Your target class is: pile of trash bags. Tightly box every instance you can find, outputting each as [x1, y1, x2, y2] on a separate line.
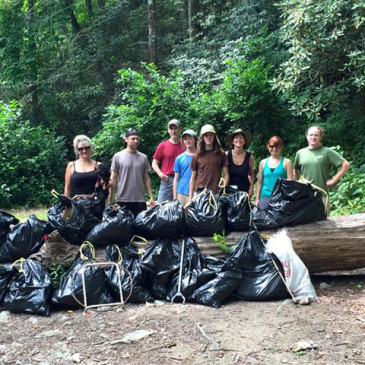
[0, 227, 316, 315]
[0, 178, 322, 315]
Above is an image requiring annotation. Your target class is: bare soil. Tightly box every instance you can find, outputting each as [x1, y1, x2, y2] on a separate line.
[1, 273, 365, 365]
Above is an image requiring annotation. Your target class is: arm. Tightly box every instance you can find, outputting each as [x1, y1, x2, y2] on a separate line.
[144, 172, 155, 206]
[108, 170, 118, 205]
[186, 170, 197, 208]
[64, 162, 73, 197]
[248, 155, 255, 198]
[152, 158, 168, 182]
[173, 172, 179, 200]
[222, 166, 229, 187]
[255, 160, 264, 205]
[285, 158, 293, 179]
[326, 160, 350, 188]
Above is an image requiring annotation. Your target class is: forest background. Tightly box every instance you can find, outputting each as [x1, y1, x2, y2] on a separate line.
[0, 0, 364, 215]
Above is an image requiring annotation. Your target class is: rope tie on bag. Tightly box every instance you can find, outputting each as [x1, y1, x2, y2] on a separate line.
[218, 177, 226, 196]
[299, 176, 329, 215]
[12, 258, 26, 273]
[113, 244, 123, 265]
[51, 189, 60, 198]
[79, 241, 95, 261]
[131, 235, 148, 254]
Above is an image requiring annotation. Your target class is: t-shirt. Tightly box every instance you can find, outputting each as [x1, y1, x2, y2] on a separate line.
[111, 150, 151, 202]
[190, 150, 228, 194]
[152, 140, 185, 176]
[174, 152, 194, 195]
[294, 146, 344, 192]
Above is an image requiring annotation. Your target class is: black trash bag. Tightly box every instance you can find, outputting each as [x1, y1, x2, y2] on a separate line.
[134, 200, 185, 240]
[3, 259, 52, 316]
[139, 239, 181, 300]
[0, 264, 14, 304]
[190, 269, 242, 308]
[3, 215, 52, 261]
[167, 238, 223, 301]
[252, 205, 279, 230]
[105, 244, 154, 303]
[86, 205, 134, 247]
[186, 188, 225, 236]
[0, 211, 19, 242]
[140, 238, 181, 285]
[226, 227, 288, 301]
[220, 187, 251, 232]
[267, 178, 327, 227]
[52, 242, 114, 309]
[47, 193, 99, 245]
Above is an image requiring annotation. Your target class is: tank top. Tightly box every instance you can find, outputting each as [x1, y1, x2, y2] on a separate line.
[71, 161, 98, 195]
[227, 150, 251, 192]
[261, 157, 287, 197]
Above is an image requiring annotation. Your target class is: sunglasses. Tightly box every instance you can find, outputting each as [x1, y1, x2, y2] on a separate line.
[269, 145, 280, 149]
[78, 146, 91, 152]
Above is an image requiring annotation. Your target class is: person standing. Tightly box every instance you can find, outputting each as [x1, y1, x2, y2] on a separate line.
[152, 119, 185, 202]
[187, 124, 229, 206]
[226, 128, 254, 197]
[173, 129, 197, 206]
[255, 136, 293, 209]
[109, 128, 155, 217]
[293, 126, 350, 211]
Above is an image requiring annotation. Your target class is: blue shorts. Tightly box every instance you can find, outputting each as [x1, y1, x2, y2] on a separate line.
[157, 175, 174, 202]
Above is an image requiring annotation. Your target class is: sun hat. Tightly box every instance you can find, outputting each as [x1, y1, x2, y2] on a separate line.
[200, 124, 221, 146]
[226, 128, 252, 148]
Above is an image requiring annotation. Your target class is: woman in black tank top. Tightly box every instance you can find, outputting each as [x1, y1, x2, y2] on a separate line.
[226, 129, 254, 196]
[64, 135, 109, 219]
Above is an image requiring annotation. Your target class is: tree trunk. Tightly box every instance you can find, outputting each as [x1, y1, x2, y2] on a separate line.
[86, 0, 92, 17]
[148, 0, 157, 63]
[64, 0, 82, 33]
[193, 213, 365, 273]
[188, 0, 199, 39]
[27, 0, 39, 123]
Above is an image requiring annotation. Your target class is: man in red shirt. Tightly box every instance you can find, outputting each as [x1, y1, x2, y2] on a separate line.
[152, 119, 185, 202]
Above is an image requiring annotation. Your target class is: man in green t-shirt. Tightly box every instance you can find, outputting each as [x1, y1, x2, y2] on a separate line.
[293, 126, 350, 211]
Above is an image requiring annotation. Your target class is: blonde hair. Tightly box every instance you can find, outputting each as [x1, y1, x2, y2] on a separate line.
[73, 135, 92, 158]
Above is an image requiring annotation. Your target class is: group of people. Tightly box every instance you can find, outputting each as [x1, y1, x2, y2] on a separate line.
[64, 120, 350, 218]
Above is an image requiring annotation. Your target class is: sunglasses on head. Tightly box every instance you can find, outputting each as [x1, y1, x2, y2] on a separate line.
[78, 146, 91, 152]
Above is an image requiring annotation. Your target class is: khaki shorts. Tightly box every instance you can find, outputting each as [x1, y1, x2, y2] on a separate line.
[177, 194, 189, 206]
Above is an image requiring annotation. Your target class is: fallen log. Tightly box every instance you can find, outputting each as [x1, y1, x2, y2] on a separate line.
[194, 213, 365, 273]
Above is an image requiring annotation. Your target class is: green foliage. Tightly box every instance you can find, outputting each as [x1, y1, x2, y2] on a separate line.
[0, 101, 66, 208]
[330, 164, 365, 216]
[48, 263, 67, 289]
[212, 232, 232, 254]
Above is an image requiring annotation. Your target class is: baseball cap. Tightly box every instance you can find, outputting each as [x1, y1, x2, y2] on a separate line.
[125, 128, 139, 137]
[182, 129, 197, 138]
[167, 119, 181, 127]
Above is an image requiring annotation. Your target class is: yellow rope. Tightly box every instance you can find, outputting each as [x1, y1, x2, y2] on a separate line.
[51, 189, 59, 198]
[12, 258, 25, 273]
[131, 235, 148, 246]
[113, 244, 123, 265]
[79, 241, 95, 261]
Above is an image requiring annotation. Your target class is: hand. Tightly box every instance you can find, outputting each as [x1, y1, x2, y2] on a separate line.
[254, 199, 259, 206]
[184, 200, 192, 209]
[326, 178, 337, 188]
[160, 173, 169, 182]
[248, 186, 254, 198]
[149, 198, 155, 207]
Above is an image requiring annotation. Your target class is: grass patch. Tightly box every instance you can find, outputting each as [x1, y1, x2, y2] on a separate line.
[7, 207, 48, 222]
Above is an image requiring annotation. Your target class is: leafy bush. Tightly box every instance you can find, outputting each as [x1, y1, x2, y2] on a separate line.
[0, 101, 66, 208]
[330, 164, 365, 216]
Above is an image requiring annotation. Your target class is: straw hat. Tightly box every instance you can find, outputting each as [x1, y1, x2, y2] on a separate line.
[226, 128, 252, 148]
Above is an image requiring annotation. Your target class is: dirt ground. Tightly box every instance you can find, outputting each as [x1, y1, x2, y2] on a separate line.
[1, 273, 365, 365]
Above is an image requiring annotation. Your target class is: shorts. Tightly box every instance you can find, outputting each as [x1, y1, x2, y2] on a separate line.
[117, 201, 147, 217]
[157, 175, 174, 202]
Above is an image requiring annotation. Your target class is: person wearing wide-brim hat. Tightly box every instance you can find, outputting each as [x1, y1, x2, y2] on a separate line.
[186, 124, 229, 206]
[226, 128, 255, 197]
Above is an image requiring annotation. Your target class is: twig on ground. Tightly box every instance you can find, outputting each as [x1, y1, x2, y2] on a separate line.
[195, 322, 220, 350]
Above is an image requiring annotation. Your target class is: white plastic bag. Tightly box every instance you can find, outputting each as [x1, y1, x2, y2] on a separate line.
[267, 229, 316, 299]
